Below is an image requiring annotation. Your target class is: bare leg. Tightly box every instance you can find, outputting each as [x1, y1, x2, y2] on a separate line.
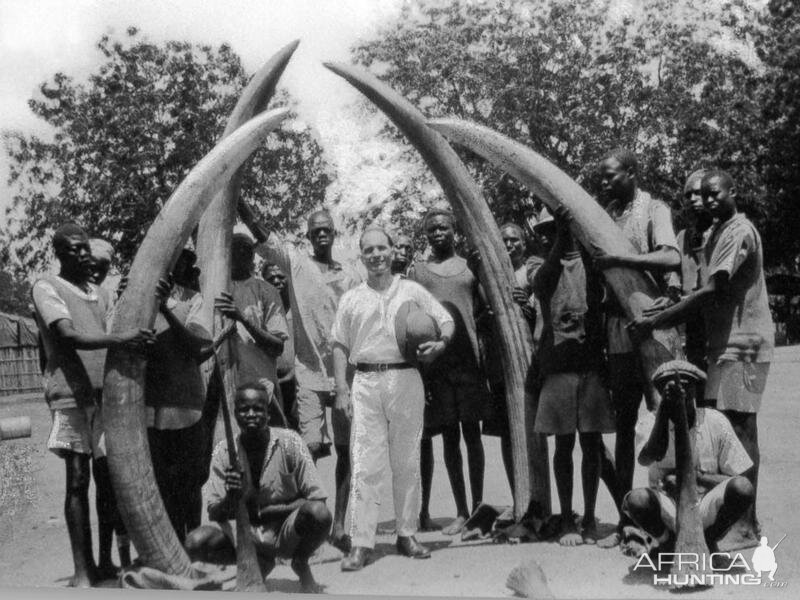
[292, 501, 332, 593]
[723, 410, 760, 534]
[461, 421, 484, 513]
[598, 354, 643, 549]
[705, 476, 754, 546]
[554, 434, 581, 546]
[64, 452, 96, 587]
[329, 444, 351, 552]
[500, 432, 514, 494]
[599, 445, 622, 513]
[419, 436, 440, 531]
[579, 432, 602, 543]
[622, 488, 669, 542]
[92, 457, 120, 578]
[441, 424, 469, 534]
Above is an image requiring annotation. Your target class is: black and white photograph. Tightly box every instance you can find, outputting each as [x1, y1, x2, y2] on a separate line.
[0, 0, 797, 597]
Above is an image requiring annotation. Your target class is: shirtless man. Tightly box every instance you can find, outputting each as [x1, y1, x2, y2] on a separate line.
[32, 223, 154, 586]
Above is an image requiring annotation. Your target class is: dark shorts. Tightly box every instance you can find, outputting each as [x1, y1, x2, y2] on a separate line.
[148, 418, 209, 491]
[534, 371, 615, 435]
[482, 360, 541, 437]
[423, 365, 490, 435]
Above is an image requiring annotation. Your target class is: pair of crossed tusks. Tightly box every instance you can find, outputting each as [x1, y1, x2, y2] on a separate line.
[102, 40, 683, 576]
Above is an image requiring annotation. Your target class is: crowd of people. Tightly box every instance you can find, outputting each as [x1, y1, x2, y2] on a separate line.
[30, 146, 774, 591]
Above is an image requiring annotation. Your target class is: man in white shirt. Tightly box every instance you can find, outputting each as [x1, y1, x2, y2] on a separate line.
[331, 226, 454, 571]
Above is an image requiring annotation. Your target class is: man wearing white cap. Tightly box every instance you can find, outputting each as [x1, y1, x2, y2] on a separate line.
[332, 226, 454, 571]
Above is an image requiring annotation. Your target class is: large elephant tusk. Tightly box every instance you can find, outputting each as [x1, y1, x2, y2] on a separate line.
[324, 62, 550, 520]
[197, 39, 299, 350]
[103, 107, 289, 576]
[427, 119, 683, 389]
[195, 41, 298, 591]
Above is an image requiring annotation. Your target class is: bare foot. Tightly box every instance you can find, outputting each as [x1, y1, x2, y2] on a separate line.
[292, 560, 322, 594]
[558, 518, 583, 547]
[581, 519, 598, 545]
[442, 516, 467, 536]
[419, 513, 442, 532]
[597, 531, 621, 549]
[68, 573, 95, 588]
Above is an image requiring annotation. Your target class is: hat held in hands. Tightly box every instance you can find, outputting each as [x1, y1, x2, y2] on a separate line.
[395, 300, 440, 365]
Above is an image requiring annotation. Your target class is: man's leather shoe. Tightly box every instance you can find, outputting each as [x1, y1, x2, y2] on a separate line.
[396, 535, 431, 559]
[341, 546, 372, 571]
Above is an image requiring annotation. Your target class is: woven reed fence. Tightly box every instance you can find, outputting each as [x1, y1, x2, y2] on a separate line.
[0, 345, 41, 396]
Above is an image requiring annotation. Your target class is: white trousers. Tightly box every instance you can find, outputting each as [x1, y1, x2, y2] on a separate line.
[348, 368, 424, 549]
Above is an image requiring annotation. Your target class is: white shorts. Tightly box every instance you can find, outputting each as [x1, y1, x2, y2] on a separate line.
[705, 361, 770, 413]
[47, 405, 103, 458]
[656, 480, 729, 532]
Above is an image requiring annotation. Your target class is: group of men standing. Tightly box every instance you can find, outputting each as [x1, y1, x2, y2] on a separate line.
[32, 143, 774, 590]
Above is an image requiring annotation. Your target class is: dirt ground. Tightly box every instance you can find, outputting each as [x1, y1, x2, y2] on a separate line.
[2, 348, 798, 598]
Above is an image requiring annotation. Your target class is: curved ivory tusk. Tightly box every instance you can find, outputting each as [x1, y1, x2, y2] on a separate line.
[103, 107, 289, 576]
[427, 118, 683, 384]
[197, 39, 299, 344]
[323, 62, 550, 519]
[194, 40, 299, 591]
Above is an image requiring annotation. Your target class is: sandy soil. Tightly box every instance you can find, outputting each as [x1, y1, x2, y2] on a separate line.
[2, 348, 798, 597]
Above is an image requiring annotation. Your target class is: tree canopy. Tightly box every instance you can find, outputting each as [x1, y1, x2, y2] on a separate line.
[352, 0, 798, 266]
[3, 27, 331, 273]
